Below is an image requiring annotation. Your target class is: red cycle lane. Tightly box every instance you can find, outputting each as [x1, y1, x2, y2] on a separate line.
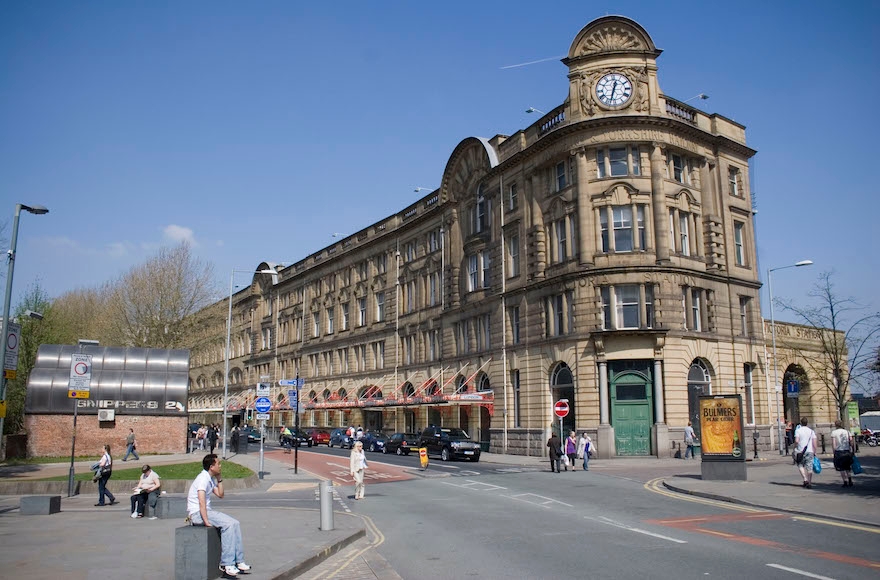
[263, 448, 418, 486]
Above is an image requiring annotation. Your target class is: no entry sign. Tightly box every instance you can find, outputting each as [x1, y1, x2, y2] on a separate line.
[554, 399, 570, 418]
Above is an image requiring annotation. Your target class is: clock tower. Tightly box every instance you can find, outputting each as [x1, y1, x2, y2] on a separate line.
[563, 16, 664, 121]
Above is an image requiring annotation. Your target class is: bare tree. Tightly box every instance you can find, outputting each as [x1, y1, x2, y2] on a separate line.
[103, 243, 217, 348]
[778, 271, 880, 422]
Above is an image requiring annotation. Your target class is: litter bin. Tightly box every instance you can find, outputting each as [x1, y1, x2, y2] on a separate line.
[480, 441, 490, 453]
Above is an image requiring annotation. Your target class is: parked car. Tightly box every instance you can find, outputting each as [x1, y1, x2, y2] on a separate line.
[383, 433, 419, 456]
[361, 431, 389, 453]
[329, 428, 353, 449]
[419, 426, 481, 462]
[239, 426, 262, 443]
[308, 429, 331, 446]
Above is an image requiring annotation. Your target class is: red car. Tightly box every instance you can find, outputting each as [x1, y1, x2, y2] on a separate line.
[308, 429, 331, 446]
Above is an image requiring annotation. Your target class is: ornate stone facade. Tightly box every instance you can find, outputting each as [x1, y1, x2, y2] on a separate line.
[187, 16, 841, 458]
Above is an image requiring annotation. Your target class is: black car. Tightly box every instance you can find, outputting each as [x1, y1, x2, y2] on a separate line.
[280, 428, 312, 448]
[329, 428, 353, 449]
[383, 433, 419, 456]
[419, 426, 481, 461]
[361, 431, 389, 452]
[239, 426, 262, 443]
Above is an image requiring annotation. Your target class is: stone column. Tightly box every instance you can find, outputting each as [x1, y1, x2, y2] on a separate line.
[598, 361, 609, 425]
[575, 149, 594, 266]
[530, 174, 546, 279]
[653, 359, 665, 424]
[650, 144, 670, 262]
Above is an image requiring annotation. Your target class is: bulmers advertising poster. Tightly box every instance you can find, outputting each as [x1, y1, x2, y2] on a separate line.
[698, 395, 744, 461]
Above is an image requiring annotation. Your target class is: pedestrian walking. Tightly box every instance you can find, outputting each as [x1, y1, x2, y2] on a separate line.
[197, 425, 207, 450]
[794, 417, 818, 489]
[208, 424, 219, 454]
[830, 419, 855, 487]
[94, 444, 117, 507]
[186, 454, 251, 577]
[122, 428, 139, 461]
[547, 432, 562, 473]
[349, 440, 367, 499]
[577, 432, 592, 470]
[230, 425, 240, 454]
[565, 431, 577, 472]
[683, 421, 697, 459]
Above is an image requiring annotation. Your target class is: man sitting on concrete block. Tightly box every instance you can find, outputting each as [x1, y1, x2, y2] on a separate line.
[130, 464, 161, 519]
[186, 454, 251, 578]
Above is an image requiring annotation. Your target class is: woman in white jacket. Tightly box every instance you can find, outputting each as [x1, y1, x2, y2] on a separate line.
[576, 432, 592, 471]
[349, 441, 367, 500]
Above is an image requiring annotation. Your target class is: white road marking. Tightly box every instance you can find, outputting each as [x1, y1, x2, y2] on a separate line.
[766, 563, 836, 580]
[507, 493, 573, 508]
[428, 463, 460, 470]
[441, 480, 507, 492]
[327, 461, 348, 469]
[586, 515, 687, 544]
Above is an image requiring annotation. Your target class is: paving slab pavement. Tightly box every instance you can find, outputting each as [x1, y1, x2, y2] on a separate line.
[0, 449, 365, 580]
[2, 445, 877, 579]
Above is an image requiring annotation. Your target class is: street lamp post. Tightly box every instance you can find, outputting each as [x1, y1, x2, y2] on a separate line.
[768, 259, 813, 455]
[0, 203, 49, 455]
[222, 267, 278, 459]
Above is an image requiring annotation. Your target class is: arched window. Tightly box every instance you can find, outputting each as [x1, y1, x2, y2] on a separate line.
[403, 382, 415, 397]
[477, 374, 490, 391]
[338, 388, 348, 401]
[687, 359, 712, 440]
[322, 389, 331, 401]
[456, 375, 469, 393]
[475, 184, 489, 233]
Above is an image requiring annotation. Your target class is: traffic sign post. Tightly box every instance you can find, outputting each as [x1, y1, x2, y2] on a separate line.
[3, 322, 20, 380]
[254, 396, 271, 479]
[786, 379, 800, 399]
[554, 399, 569, 442]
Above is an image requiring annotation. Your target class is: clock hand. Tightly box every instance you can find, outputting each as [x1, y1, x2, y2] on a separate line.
[611, 81, 618, 99]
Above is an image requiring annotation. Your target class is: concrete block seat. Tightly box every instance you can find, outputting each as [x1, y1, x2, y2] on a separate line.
[175, 525, 221, 580]
[20, 495, 61, 515]
[154, 495, 188, 519]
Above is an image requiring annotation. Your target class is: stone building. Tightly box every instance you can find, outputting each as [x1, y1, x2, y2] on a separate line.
[187, 16, 841, 457]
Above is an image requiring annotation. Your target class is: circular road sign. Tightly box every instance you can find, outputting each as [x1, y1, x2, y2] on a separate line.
[255, 396, 272, 413]
[554, 400, 569, 418]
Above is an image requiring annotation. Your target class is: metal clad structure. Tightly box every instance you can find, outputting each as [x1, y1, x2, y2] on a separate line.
[25, 344, 189, 416]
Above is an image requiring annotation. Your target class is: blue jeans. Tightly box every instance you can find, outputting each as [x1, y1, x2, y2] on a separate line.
[190, 510, 245, 566]
[123, 443, 139, 461]
[583, 451, 590, 470]
[684, 444, 695, 459]
[97, 474, 115, 505]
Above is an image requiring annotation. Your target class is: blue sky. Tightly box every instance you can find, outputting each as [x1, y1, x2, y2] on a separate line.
[1, 1, 878, 324]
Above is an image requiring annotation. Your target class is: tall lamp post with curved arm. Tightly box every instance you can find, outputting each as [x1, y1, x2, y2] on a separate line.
[768, 259, 813, 455]
[222, 267, 278, 459]
[0, 203, 49, 454]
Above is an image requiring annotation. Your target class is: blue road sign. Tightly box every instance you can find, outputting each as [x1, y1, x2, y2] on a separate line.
[279, 378, 305, 387]
[786, 380, 800, 398]
[255, 396, 272, 413]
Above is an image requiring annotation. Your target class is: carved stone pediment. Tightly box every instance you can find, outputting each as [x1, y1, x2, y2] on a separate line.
[592, 182, 644, 205]
[567, 17, 658, 60]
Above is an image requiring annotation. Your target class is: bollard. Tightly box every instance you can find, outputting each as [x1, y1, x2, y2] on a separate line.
[319, 480, 334, 531]
[820, 433, 826, 454]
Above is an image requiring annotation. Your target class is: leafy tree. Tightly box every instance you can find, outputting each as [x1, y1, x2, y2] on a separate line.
[778, 271, 880, 422]
[103, 243, 217, 349]
[3, 282, 53, 434]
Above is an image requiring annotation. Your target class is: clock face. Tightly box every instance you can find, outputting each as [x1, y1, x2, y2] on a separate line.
[595, 73, 633, 107]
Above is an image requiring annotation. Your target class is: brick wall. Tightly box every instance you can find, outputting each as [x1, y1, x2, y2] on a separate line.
[25, 414, 188, 458]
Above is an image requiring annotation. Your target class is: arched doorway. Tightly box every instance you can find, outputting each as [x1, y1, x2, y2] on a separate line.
[687, 360, 712, 442]
[477, 373, 491, 450]
[551, 363, 575, 437]
[610, 361, 653, 455]
[783, 364, 808, 425]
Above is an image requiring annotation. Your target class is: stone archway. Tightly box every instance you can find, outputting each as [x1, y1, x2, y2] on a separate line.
[551, 363, 575, 437]
[783, 364, 809, 425]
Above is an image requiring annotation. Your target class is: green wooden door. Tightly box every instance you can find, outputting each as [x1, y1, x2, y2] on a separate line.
[611, 372, 653, 456]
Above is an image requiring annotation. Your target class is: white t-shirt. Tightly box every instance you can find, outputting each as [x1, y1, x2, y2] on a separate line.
[186, 470, 216, 517]
[795, 426, 816, 453]
[830, 428, 851, 451]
